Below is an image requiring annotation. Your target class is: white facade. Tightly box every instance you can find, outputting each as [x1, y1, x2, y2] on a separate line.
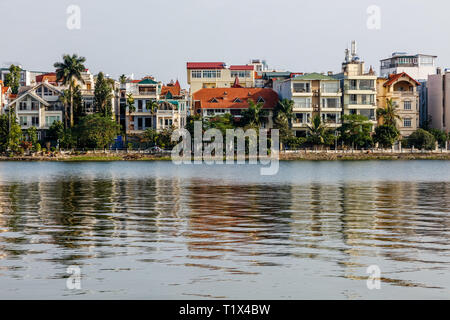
[380, 53, 437, 81]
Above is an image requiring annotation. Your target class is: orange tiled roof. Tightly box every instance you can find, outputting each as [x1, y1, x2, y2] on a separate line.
[161, 80, 181, 96]
[36, 72, 59, 84]
[1, 86, 9, 94]
[384, 72, 420, 87]
[193, 87, 278, 110]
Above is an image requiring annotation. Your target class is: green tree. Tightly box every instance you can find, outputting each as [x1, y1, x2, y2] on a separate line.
[377, 98, 401, 127]
[274, 99, 294, 125]
[93, 72, 113, 117]
[205, 113, 235, 135]
[374, 124, 399, 148]
[273, 113, 293, 148]
[54, 54, 87, 127]
[75, 114, 120, 149]
[126, 93, 135, 131]
[428, 128, 448, 147]
[0, 113, 22, 152]
[407, 129, 436, 150]
[143, 128, 158, 147]
[339, 114, 373, 149]
[4, 65, 21, 94]
[26, 126, 39, 151]
[306, 115, 334, 148]
[242, 99, 267, 127]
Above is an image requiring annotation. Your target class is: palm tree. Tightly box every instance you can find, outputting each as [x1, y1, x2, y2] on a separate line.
[377, 98, 401, 127]
[54, 54, 86, 127]
[242, 99, 267, 127]
[148, 100, 159, 114]
[307, 115, 327, 148]
[275, 99, 294, 125]
[59, 89, 70, 128]
[126, 93, 135, 132]
[119, 74, 127, 85]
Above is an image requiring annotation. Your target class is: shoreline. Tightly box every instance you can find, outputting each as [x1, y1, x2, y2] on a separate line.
[2, 152, 450, 162]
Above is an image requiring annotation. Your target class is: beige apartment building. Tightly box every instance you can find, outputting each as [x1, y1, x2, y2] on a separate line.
[428, 69, 450, 132]
[186, 62, 255, 95]
[335, 41, 377, 128]
[273, 73, 342, 137]
[376, 72, 420, 137]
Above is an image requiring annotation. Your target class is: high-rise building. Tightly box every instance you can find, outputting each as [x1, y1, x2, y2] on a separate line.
[427, 69, 450, 132]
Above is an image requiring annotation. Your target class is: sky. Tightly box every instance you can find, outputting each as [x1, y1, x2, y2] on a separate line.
[1, 0, 449, 87]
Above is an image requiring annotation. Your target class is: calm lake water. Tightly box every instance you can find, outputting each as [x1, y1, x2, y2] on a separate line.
[0, 160, 449, 299]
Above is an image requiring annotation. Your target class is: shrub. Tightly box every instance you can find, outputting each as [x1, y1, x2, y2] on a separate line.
[407, 129, 436, 150]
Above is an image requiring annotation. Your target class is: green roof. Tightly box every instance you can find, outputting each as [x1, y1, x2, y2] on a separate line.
[138, 78, 158, 85]
[292, 73, 336, 81]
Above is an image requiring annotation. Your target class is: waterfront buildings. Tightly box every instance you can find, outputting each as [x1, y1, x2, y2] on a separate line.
[191, 87, 278, 128]
[121, 77, 187, 134]
[334, 41, 377, 128]
[273, 73, 342, 136]
[380, 53, 437, 127]
[427, 69, 450, 132]
[376, 72, 420, 137]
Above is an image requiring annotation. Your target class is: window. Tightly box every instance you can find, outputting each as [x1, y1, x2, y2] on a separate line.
[322, 98, 339, 109]
[321, 82, 339, 93]
[138, 100, 143, 112]
[293, 82, 310, 93]
[294, 98, 311, 108]
[20, 116, 28, 126]
[231, 71, 251, 78]
[192, 70, 202, 78]
[202, 70, 220, 78]
[359, 79, 374, 90]
[210, 98, 219, 103]
[233, 98, 242, 103]
[403, 118, 412, 127]
[350, 94, 357, 104]
[19, 101, 27, 110]
[145, 118, 152, 128]
[32, 116, 39, 126]
[257, 97, 265, 103]
[45, 116, 60, 126]
[404, 100, 412, 110]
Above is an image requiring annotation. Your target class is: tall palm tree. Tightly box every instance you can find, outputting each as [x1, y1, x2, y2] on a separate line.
[59, 89, 70, 128]
[275, 99, 294, 125]
[54, 54, 86, 127]
[126, 93, 135, 132]
[148, 100, 159, 114]
[242, 99, 267, 127]
[377, 98, 401, 127]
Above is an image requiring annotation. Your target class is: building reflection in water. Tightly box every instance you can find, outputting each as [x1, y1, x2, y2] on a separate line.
[0, 171, 450, 290]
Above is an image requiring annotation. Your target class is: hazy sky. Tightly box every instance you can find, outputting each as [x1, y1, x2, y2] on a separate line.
[1, 0, 449, 87]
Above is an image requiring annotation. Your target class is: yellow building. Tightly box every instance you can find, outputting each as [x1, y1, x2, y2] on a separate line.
[376, 72, 420, 137]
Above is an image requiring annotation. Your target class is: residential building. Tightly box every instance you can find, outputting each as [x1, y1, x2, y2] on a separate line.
[376, 72, 420, 137]
[191, 87, 278, 128]
[274, 73, 342, 136]
[186, 62, 255, 97]
[428, 69, 450, 132]
[380, 52, 437, 126]
[7, 81, 64, 139]
[0, 81, 11, 111]
[122, 77, 186, 134]
[0, 66, 47, 87]
[335, 41, 377, 127]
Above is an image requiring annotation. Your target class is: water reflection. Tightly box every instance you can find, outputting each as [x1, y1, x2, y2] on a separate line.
[0, 161, 449, 298]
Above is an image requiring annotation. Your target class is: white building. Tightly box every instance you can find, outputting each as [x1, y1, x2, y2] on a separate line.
[7, 81, 64, 139]
[380, 52, 438, 126]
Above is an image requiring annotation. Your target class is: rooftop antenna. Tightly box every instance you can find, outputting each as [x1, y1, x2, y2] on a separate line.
[351, 40, 357, 59]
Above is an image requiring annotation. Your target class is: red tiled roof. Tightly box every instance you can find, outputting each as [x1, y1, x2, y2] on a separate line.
[384, 72, 420, 87]
[192, 87, 278, 110]
[187, 62, 225, 69]
[36, 72, 58, 84]
[2, 86, 9, 94]
[229, 65, 254, 70]
[161, 80, 181, 96]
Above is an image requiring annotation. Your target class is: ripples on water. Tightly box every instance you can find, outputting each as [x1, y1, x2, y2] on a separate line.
[0, 161, 449, 299]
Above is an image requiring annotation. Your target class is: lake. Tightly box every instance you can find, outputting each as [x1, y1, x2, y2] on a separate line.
[0, 160, 449, 299]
